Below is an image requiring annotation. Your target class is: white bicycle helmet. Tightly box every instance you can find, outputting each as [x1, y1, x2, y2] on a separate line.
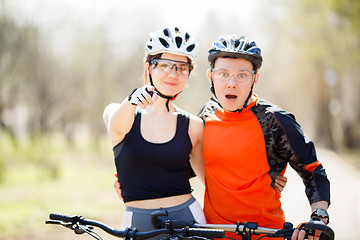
[145, 27, 198, 62]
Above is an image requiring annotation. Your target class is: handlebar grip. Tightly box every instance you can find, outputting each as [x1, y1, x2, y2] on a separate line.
[304, 221, 335, 240]
[170, 220, 196, 229]
[49, 212, 78, 223]
[188, 228, 225, 239]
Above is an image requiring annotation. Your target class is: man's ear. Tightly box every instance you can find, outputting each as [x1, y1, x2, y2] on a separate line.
[254, 72, 260, 86]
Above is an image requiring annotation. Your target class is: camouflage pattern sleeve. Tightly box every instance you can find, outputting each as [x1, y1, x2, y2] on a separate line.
[273, 111, 331, 205]
[197, 99, 220, 121]
[252, 99, 330, 205]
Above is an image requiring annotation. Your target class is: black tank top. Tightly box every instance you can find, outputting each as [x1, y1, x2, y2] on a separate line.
[113, 110, 194, 203]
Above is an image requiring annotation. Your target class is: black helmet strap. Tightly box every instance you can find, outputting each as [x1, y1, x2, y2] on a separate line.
[149, 73, 179, 112]
[210, 78, 255, 113]
[210, 79, 224, 110]
[234, 82, 254, 113]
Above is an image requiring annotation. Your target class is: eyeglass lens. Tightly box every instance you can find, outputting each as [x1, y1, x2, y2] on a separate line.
[212, 68, 254, 82]
[152, 59, 190, 75]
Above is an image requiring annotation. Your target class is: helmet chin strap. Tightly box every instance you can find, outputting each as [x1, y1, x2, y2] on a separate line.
[149, 74, 180, 112]
[210, 80, 224, 109]
[234, 83, 254, 113]
[210, 78, 254, 113]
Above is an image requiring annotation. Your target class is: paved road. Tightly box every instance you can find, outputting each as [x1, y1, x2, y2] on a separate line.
[281, 148, 360, 240]
[190, 148, 360, 240]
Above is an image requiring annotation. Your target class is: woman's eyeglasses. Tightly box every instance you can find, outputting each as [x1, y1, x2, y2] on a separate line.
[151, 58, 192, 76]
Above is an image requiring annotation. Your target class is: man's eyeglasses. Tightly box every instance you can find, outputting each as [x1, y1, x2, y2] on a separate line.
[211, 68, 256, 82]
[151, 58, 192, 76]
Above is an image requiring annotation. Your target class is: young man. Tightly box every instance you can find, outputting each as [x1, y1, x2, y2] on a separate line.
[198, 34, 330, 240]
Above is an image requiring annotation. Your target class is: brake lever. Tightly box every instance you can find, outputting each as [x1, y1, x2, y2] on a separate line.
[46, 219, 93, 235]
[45, 220, 62, 225]
[46, 220, 75, 229]
[266, 228, 294, 239]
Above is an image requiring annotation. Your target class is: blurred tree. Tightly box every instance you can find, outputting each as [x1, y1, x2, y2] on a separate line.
[0, 13, 40, 138]
[0, 10, 62, 180]
[276, 0, 360, 150]
[2, 0, 359, 152]
[0, 11, 71, 139]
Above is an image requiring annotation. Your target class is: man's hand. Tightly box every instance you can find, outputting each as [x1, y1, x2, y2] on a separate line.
[292, 220, 325, 240]
[114, 173, 122, 199]
[113, 174, 288, 196]
[275, 175, 287, 193]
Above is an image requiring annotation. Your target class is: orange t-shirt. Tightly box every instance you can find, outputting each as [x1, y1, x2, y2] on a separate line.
[202, 99, 285, 239]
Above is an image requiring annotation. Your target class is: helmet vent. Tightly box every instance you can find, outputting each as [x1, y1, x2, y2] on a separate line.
[175, 36, 182, 48]
[147, 45, 152, 50]
[185, 32, 190, 41]
[222, 40, 227, 47]
[163, 28, 170, 37]
[175, 27, 180, 33]
[234, 39, 240, 49]
[186, 44, 195, 52]
[159, 38, 170, 48]
[245, 41, 256, 51]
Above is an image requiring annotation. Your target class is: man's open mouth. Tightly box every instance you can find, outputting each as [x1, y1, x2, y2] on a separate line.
[225, 94, 238, 99]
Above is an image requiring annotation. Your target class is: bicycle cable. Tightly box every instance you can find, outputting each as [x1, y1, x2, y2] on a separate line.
[78, 224, 103, 240]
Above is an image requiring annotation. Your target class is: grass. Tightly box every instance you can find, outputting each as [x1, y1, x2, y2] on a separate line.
[0, 133, 205, 240]
[0, 134, 125, 240]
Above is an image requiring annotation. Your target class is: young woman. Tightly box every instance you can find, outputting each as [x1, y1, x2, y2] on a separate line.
[103, 27, 206, 232]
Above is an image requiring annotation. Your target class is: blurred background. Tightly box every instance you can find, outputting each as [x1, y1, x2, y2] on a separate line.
[0, 0, 359, 239]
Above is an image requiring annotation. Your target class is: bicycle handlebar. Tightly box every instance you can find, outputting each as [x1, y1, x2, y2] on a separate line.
[150, 209, 334, 240]
[46, 212, 225, 240]
[302, 221, 335, 239]
[50, 212, 80, 222]
[192, 221, 334, 240]
[46, 211, 334, 240]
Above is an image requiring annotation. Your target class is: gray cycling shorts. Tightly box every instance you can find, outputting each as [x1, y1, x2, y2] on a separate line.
[122, 197, 206, 232]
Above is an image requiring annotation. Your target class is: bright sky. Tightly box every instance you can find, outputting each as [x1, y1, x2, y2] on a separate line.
[5, 0, 289, 58]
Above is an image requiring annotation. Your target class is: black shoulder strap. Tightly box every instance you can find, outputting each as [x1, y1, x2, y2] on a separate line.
[175, 107, 190, 131]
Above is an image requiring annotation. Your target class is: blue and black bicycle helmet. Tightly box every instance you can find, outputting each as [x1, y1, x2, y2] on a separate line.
[208, 34, 262, 71]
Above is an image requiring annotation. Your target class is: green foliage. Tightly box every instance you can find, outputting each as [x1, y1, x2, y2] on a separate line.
[326, 0, 360, 31]
[0, 134, 120, 238]
[0, 131, 62, 184]
[274, 0, 360, 149]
